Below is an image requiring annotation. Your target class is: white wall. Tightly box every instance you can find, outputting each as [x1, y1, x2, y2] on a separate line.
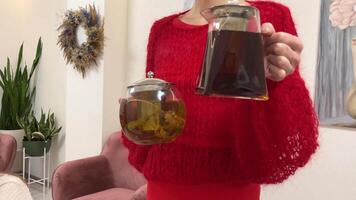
[64, 0, 105, 162]
[102, 0, 129, 144]
[64, 0, 130, 160]
[0, 0, 68, 177]
[0, 1, 24, 63]
[126, 0, 184, 83]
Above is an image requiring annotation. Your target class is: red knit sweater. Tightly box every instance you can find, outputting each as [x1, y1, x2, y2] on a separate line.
[122, 1, 319, 185]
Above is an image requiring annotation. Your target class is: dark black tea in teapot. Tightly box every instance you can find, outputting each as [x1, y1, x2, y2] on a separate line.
[197, 30, 267, 100]
[197, 4, 268, 100]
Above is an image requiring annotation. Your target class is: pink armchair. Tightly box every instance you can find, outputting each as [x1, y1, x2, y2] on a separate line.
[0, 134, 17, 172]
[52, 132, 147, 200]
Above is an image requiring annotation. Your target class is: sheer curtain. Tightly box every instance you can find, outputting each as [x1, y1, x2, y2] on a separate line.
[315, 0, 355, 122]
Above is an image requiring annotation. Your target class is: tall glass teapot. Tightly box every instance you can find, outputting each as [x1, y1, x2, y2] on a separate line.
[196, 3, 268, 100]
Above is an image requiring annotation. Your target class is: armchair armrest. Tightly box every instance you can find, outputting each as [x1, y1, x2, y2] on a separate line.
[0, 158, 5, 171]
[132, 184, 147, 200]
[0, 134, 17, 172]
[52, 155, 115, 200]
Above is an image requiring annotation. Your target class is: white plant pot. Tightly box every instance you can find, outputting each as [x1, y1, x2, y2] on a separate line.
[0, 129, 25, 172]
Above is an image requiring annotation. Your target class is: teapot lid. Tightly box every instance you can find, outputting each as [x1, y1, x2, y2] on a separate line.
[201, 4, 259, 21]
[127, 71, 171, 89]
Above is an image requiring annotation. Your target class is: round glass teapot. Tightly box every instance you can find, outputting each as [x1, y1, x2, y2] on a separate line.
[119, 71, 186, 145]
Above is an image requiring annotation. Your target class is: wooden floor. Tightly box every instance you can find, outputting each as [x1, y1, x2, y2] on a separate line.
[29, 183, 52, 200]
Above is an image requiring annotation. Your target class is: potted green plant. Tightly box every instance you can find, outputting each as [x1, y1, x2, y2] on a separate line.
[17, 110, 62, 156]
[0, 38, 42, 150]
[0, 38, 42, 170]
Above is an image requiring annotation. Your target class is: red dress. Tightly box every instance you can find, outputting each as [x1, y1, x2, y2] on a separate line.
[147, 180, 260, 200]
[122, 1, 319, 199]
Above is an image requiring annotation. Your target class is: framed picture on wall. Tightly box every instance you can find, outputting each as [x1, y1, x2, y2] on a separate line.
[315, 0, 356, 128]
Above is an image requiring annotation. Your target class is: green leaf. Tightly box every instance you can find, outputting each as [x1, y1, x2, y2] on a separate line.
[6, 57, 10, 69]
[16, 43, 23, 77]
[0, 69, 6, 82]
[6, 58, 12, 81]
[23, 66, 28, 81]
[0, 39, 41, 130]
[32, 132, 46, 140]
[29, 38, 42, 80]
[17, 43, 23, 68]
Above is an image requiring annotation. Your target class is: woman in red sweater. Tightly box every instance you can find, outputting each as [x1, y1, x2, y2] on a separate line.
[123, 0, 319, 199]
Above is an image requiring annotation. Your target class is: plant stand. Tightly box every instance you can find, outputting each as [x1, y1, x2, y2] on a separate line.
[22, 147, 51, 199]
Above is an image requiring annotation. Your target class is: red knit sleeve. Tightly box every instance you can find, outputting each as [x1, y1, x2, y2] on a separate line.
[233, 3, 319, 184]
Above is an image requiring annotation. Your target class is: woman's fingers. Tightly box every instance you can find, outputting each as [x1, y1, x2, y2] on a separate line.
[266, 32, 304, 53]
[266, 42, 301, 67]
[266, 64, 287, 81]
[261, 22, 303, 82]
[261, 22, 276, 37]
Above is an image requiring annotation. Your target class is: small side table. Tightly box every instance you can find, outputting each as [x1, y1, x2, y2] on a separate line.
[22, 148, 51, 199]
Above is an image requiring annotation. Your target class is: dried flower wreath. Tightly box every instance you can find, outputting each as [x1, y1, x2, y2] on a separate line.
[58, 5, 104, 77]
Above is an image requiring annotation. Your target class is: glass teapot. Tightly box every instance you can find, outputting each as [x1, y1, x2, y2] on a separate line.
[119, 71, 186, 145]
[196, 1, 268, 100]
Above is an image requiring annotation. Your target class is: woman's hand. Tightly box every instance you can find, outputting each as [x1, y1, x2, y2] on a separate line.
[262, 23, 304, 81]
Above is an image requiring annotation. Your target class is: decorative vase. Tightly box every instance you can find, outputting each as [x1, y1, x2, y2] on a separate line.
[346, 39, 356, 119]
[23, 140, 52, 157]
[0, 129, 25, 172]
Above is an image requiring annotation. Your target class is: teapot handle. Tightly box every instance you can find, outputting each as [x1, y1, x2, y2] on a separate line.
[118, 98, 126, 105]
